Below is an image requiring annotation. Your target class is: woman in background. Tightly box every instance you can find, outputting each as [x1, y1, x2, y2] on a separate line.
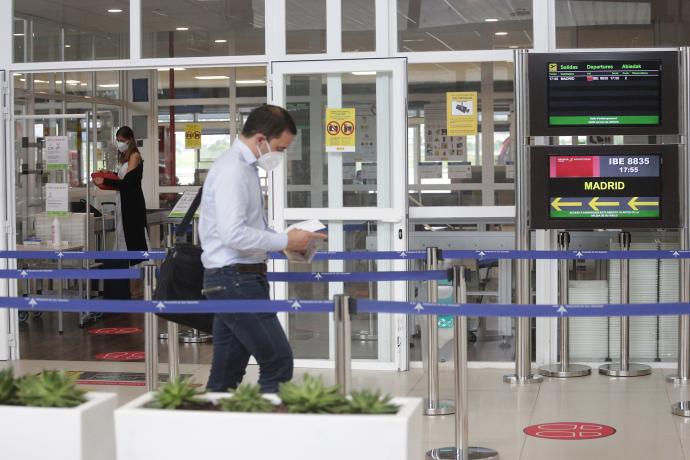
[93, 126, 149, 297]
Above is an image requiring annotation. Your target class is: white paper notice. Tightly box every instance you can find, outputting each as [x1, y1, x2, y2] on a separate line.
[169, 190, 200, 218]
[448, 163, 472, 179]
[418, 162, 443, 179]
[46, 183, 69, 216]
[45, 136, 69, 170]
[284, 219, 326, 263]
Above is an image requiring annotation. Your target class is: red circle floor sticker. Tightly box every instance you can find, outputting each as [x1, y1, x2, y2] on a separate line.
[95, 351, 145, 361]
[524, 422, 616, 440]
[89, 327, 143, 335]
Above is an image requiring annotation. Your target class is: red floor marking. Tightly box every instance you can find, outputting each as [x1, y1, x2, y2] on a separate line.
[89, 327, 143, 335]
[524, 422, 616, 440]
[95, 351, 145, 361]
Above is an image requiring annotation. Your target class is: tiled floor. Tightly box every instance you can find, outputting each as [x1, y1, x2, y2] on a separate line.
[3, 360, 690, 460]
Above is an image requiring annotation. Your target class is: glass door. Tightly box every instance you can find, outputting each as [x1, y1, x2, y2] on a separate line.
[269, 58, 408, 370]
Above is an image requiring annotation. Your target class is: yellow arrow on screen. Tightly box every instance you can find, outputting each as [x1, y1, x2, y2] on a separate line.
[589, 197, 619, 211]
[628, 197, 658, 211]
[551, 197, 582, 212]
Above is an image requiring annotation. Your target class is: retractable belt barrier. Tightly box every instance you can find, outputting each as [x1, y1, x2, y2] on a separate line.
[4, 296, 690, 317]
[4, 248, 690, 261]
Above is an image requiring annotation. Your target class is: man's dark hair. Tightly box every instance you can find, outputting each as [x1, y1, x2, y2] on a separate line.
[241, 104, 297, 140]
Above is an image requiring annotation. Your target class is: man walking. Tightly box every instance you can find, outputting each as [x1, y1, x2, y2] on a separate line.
[200, 104, 325, 393]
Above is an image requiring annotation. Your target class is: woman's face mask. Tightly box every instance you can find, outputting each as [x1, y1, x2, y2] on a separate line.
[116, 140, 129, 153]
[255, 139, 283, 171]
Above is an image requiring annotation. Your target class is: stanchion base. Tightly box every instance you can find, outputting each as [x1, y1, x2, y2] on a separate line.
[424, 399, 455, 416]
[598, 363, 652, 377]
[666, 375, 690, 384]
[503, 373, 543, 384]
[426, 447, 499, 460]
[538, 363, 592, 378]
[672, 401, 690, 417]
[180, 330, 212, 343]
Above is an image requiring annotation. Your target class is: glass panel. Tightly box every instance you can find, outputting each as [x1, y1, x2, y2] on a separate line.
[288, 220, 393, 361]
[14, 1, 129, 62]
[408, 62, 515, 207]
[397, 0, 533, 52]
[285, 72, 393, 208]
[556, 0, 690, 48]
[286, 0, 326, 54]
[142, 0, 265, 58]
[157, 67, 267, 187]
[342, 0, 376, 52]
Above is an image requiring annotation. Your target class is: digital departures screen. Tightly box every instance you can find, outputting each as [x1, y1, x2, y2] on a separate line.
[548, 155, 661, 219]
[547, 61, 661, 127]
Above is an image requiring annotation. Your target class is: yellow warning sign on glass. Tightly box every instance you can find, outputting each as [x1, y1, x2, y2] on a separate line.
[185, 123, 202, 149]
[325, 108, 356, 153]
[446, 92, 478, 136]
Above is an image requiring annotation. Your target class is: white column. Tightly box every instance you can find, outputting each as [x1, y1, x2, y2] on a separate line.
[535, 229, 558, 366]
[130, 0, 142, 60]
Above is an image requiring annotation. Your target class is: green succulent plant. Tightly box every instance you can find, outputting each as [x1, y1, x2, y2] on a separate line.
[278, 374, 349, 414]
[348, 389, 399, 415]
[17, 371, 86, 408]
[149, 377, 205, 410]
[219, 384, 274, 413]
[0, 368, 18, 405]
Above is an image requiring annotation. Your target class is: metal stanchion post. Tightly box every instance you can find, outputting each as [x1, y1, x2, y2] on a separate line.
[178, 217, 212, 344]
[599, 232, 651, 377]
[334, 294, 352, 395]
[504, 49, 542, 385]
[539, 232, 591, 378]
[143, 264, 159, 391]
[671, 46, 690, 417]
[427, 266, 499, 460]
[167, 320, 180, 382]
[424, 247, 454, 416]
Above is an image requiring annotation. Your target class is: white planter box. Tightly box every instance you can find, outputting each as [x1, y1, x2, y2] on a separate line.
[116, 393, 422, 460]
[0, 392, 117, 460]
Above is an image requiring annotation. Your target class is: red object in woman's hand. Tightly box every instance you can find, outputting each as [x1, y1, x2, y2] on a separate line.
[91, 171, 119, 190]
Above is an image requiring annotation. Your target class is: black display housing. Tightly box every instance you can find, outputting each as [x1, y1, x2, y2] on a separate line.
[529, 51, 679, 136]
[530, 144, 679, 230]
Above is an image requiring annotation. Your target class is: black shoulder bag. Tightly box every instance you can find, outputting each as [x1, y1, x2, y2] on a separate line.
[154, 189, 214, 334]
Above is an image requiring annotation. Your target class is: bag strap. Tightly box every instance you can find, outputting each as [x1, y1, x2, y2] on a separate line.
[175, 188, 203, 241]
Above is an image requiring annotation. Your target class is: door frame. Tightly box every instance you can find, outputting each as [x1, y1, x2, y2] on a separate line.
[268, 57, 410, 370]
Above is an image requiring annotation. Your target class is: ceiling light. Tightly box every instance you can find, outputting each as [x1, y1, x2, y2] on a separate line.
[65, 44, 72, 48]
[19, 78, 26, 82]
[495, 32, 508, 36]
[15, 73, 22, 76]
[485, 18, 498, 22]
[33, 79, 48, 83]
[107, 8, 123, 13]
[55, 80, 63, 84]
[13, 33, 24, 37]
[80, 83, 88, 86]
[176, 27, 189, 31]
[157, 67, 186, 71]
[66, 80, 81, 85]
[98, 84, 120, 88]
[214, 39, 227, 43]
[351, 71, 377, 76]
[236, 79, 265, 84]
[194, 76, 229, 80]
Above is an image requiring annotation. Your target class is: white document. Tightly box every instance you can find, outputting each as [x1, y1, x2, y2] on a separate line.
[169, 190, 200, 218]
[46, 183, 69, 216]
[283, 219, 326, 263]
[45, 136, 69, 169]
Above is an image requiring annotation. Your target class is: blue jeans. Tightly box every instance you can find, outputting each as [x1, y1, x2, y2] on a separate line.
[203, 267, 293, 393]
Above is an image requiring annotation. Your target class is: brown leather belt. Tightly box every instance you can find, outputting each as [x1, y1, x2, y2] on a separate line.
[228, 263, 267, 275]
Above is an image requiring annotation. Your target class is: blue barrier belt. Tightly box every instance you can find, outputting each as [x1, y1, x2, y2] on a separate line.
[2, 297, 333, 314]
[269, 250, 428, 261]
[0, 269, 141, 280]
[357, 300, 690, 317]
[3, 296, 690, 317]
[0, 250, 167, 260]
[267, 270, 449, 282]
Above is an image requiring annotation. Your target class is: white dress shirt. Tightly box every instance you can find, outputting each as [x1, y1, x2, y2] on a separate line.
[199, 138, 288, 268]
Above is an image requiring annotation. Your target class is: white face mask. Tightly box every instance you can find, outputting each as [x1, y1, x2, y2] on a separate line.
[255, 141, 283, 171]
[116, 140, 129, 153]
